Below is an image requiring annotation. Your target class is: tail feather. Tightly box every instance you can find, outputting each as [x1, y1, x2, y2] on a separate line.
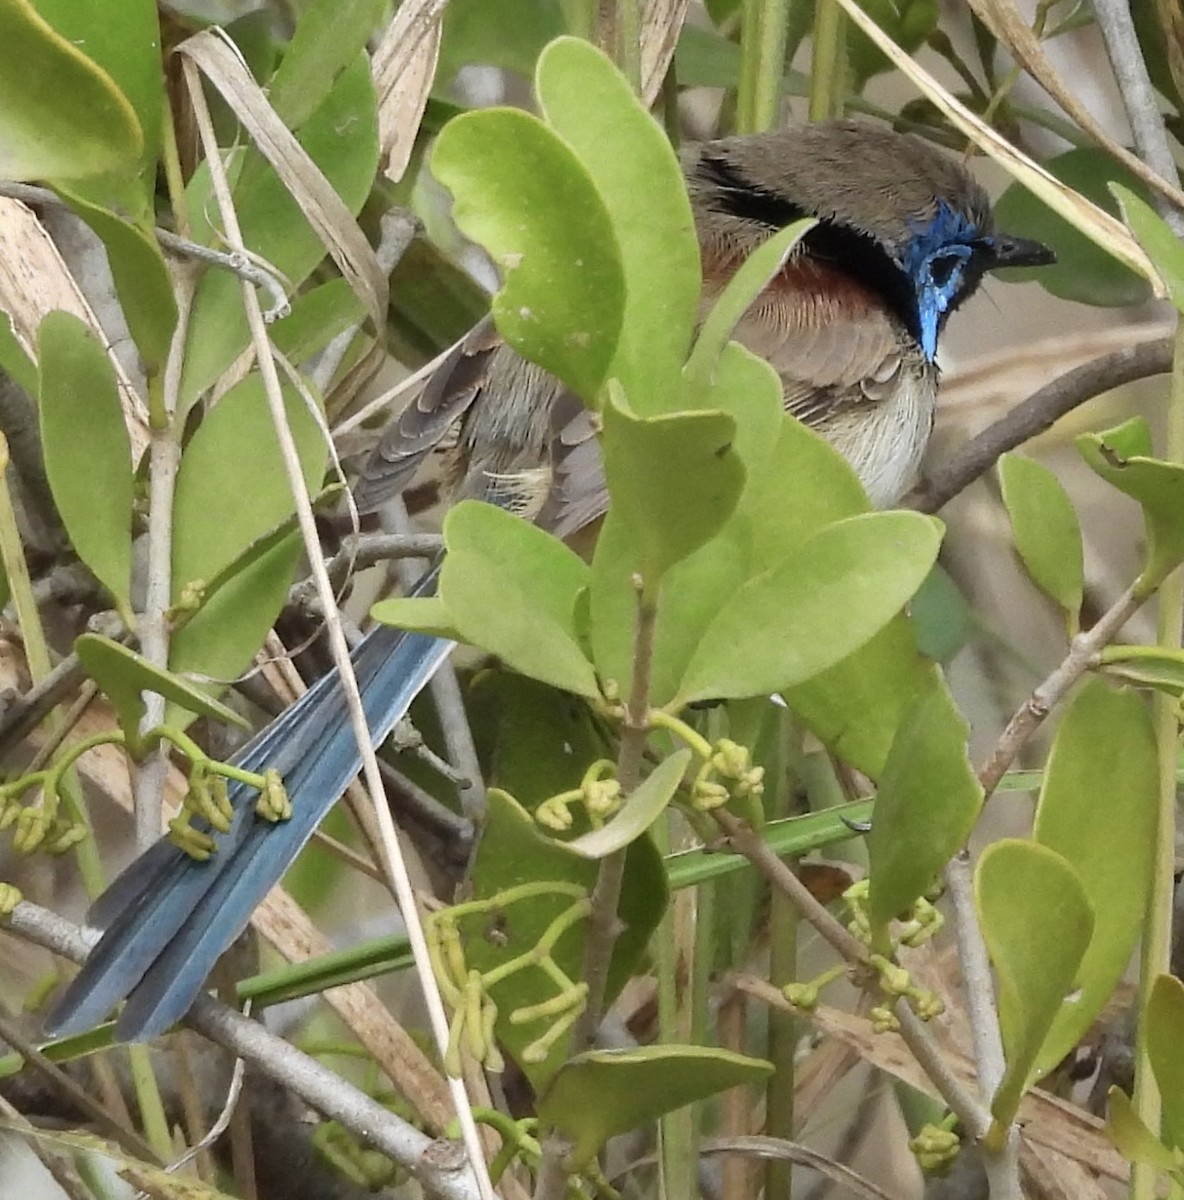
[46, 611, 453, 1040]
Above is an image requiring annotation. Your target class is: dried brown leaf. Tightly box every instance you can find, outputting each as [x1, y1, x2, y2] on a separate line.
[372, 0, 445, 185]
[0, 200, 149, 457]
[641, 0, 691, 105]
[970, 0, 1184, 218]
[176, 30, 388, 330]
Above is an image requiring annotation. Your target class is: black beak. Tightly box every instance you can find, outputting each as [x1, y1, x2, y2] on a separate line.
[983, 233, 1056, 270]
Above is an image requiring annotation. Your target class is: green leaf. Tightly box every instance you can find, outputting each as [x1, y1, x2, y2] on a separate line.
[1147, 974, 1184, 1151]
[1097, 645, 1184, 696]
[0, 0, 140, 182]
[783, 619, 940, 779]
[998, 453, 1083, 627]
[269, 279, 367, 364]
[466, 788, 666, 1085]
[1106, 1087, 1182, 1174]
[675, 512, 943, 704]
[37, 311, 134, 621]
[537, 36, 700, 414]
[564, 750, 691, 859]
[51, 187, 177, 370]
[738, 413, 871, 573]
[538, 1046, 773, 1168]
[266, 0, 384, 128]
[1111, 183, 1184, 315]
[171, 374, 327, 595]
[1031, 679, 1157, 1079]
[0, 312, 38, 397]
[866, 679, 982, 948]
[437, 501, 598, 699]
[438, 0, 564, 84]
[33, 0, 161, 208]
[180, 57, 379, 407]
[600, 387, 745, 585]
[684, 221, 815, 398]
[1077, 416, 1184, 591]
[909, 564, 973, 664]
[76, 633, 249, 746]
[431, 107, 625, 400]
[167, 532, 304, 728]
[587, 345, 781, 706]
[992, 150, 1153, 308]
[848, 0, 938, 86]
[976, 840, 1094, 1127]
[370, 596, 461, 642]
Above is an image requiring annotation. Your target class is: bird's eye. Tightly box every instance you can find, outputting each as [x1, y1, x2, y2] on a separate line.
[929, 253, 961, 287]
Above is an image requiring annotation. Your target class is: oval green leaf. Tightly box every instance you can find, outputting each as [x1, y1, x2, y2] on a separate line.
[1077, 417, 1184, 591]
[1106, 1087, 1182, 1173]
[37, 311, 134, 621]
[675, 511, 943, 704]
[537, 36, 700, 414]
[76, 633, 249, 747]
[431, 106, 625, 401]
[172, 374, 326, 596]
[1147, 974, 1184, 1151]
[1098, 644, 1184, 696]
[998, 453, 1083, 628]
[600, 387, 745, 585]
[564, 749, 691, 859]
[538, 1046, 773, 1168]
[1112, 183, 1184, 316]
[976, 839, 1094, 1128]
[0, 0, 140, 182]
[992, 150, 1153, 308]
[866, 678, 982, 949]
[1031, 679, 1157, 1080]
[438, 501, 598, 699]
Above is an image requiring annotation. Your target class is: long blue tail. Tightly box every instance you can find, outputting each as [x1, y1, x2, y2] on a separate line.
[46, 612, 454, 1042]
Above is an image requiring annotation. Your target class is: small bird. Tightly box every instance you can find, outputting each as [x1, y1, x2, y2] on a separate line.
[47, 119, 1052, 1041]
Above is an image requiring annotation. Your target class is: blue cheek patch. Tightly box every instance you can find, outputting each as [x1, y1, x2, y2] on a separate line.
[903, 202, 983, 362]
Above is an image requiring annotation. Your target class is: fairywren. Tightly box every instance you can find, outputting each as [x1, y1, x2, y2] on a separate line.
[355, 118, 1053, 519]
[47, 120, 1052, 1042]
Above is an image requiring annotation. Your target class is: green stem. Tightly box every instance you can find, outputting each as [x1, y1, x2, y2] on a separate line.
[807, 0, 846, 121]
[765, 711, 800, 1200]
[533, 582, 659, 1200]
[737, 0, 793, 134]
[1132, 317, 1184, 1200]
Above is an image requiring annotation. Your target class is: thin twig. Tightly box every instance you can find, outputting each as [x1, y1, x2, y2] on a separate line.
[914, 337, 1173, 513]
[0, 1002, 162, 1165]
[0, 651, 87, 754]
[976, 581, 1144, 798]
[179, 55, 494, 1200]
[945, 852, 1005, 1097]
[132, 278, 193, 847]
[0, 180, 292, 322]
[4, 901, 482, 1200]
[534, 585, 661, 1200]
[1093, 0, 1184, 237]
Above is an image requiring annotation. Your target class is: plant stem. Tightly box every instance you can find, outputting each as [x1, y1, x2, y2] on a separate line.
[534, 583, 659, 1200]
[807, 0, 846, 121]
[736, 0, 791, 134]
[976, 581, 1145, 799]
[1134, 320, 1184, 1200]
[764, 710, 799, 1200]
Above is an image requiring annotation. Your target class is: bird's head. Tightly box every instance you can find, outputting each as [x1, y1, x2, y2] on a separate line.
[689, 119, 1054, 362]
